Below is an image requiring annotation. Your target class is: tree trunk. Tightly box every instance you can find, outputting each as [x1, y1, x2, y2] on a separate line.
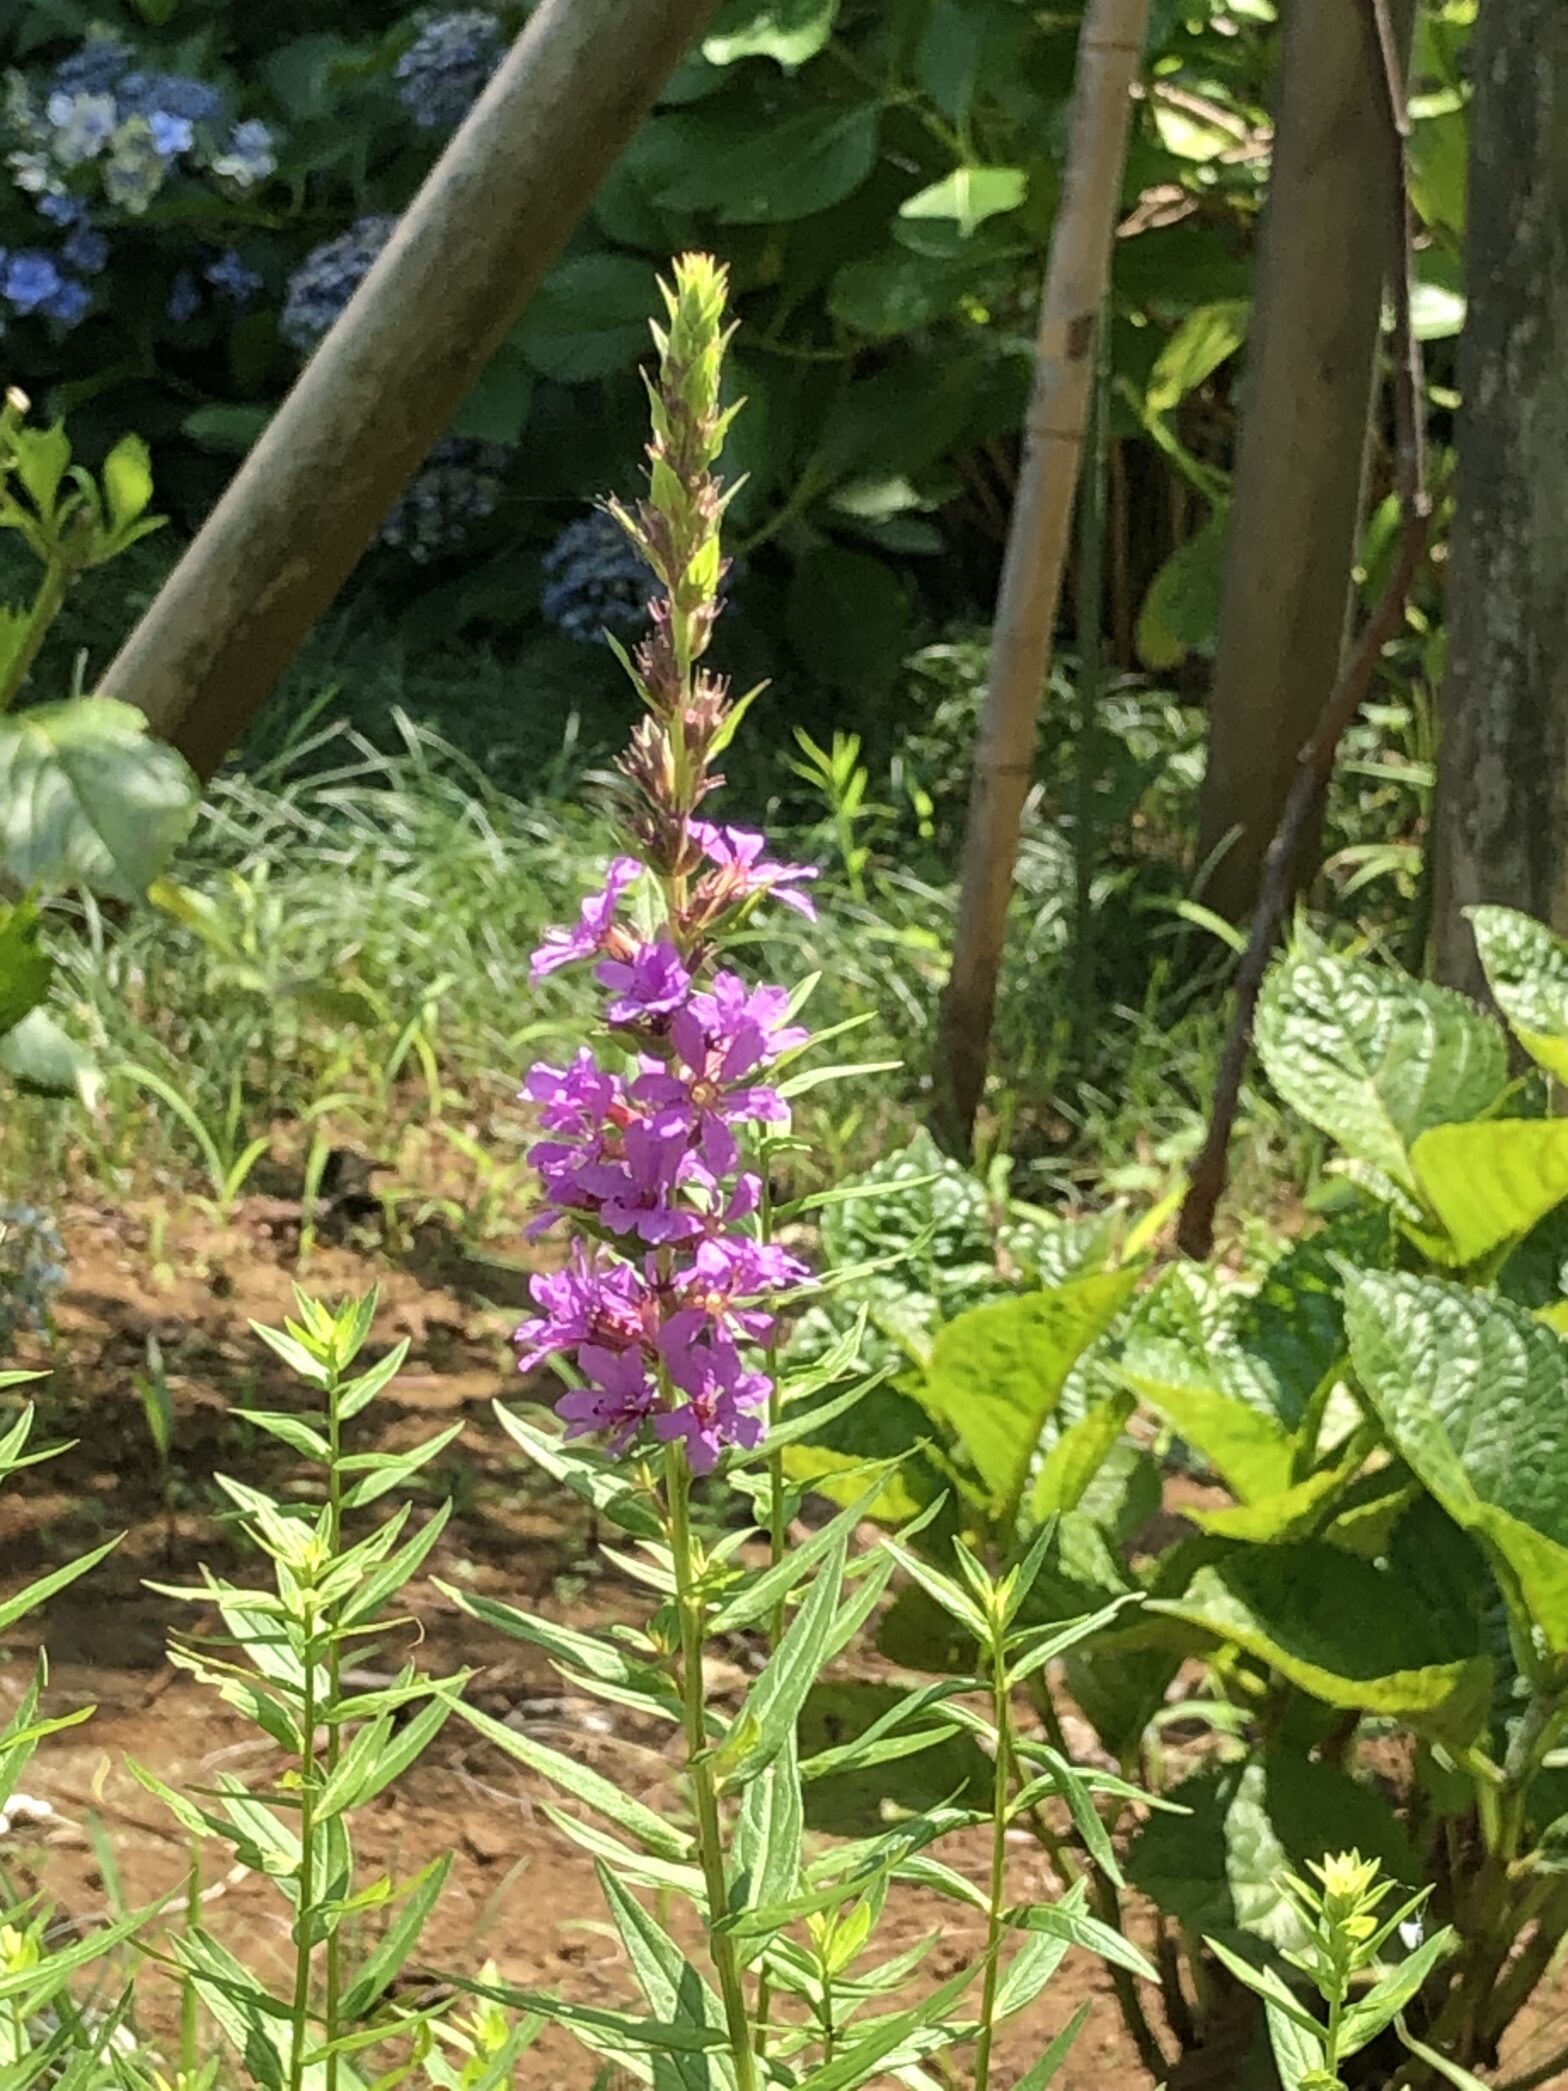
[930, 0, 1151, 1158]
[106, 0, 724, 783]
[1429, 0, 1568, 995]
[1195, 0, 1415, 921]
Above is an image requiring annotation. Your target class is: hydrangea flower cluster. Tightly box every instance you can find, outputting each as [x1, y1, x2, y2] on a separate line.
[517, 256, 819, 1475]
[395, 11, 507, 131]
[1, 33, 275, 331]
[279, 215, 399, 356]
[0, 1204, 65, 1358]
[381, 436, 510, 562]
[540, 510, 658, 645]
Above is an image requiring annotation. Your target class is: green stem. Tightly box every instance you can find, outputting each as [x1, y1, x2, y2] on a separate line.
[0, 557, 71, 714]
[180, 1844, 201, 2077]
[973, 1643, 1014, 2091]
[664, 1446, 759, 2091]
[324, 1374, 344, 2091]
[287, 1625, 319, 2091]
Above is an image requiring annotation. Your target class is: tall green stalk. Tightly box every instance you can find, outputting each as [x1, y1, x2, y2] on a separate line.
[973, 1628, 1017, 2091]
[664, 1446, 760, 2091]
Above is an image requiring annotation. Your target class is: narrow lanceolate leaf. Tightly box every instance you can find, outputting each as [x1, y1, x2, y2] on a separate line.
[434, 1579, 666, 1693]
[1266, 1996, 1328, 2090]
[1008, 2000, 1093, 2089]
[730, 1731, 803, 1965]
[453, 1698, 692, 1859]
[339, 1502, 451, 1628]
[1395, 2020, 1491, 2088]
[1468, 903, 1568, 1084]
[1411, 1119, 1568, 1266]
[492, 1402, 662, 1537]
[1004, 1898, 1157, 1981]
[1338, 1927, 1455, 2056]
[446, 1972, 730, 2057]
[709, 1474, 884, 1635]
[234, 1410, 331, 1460]
[541, 1804, 706, 1899]
[596, 1866, 736, 2091]
[1346, 1268, 1568, 1651]
[168, 1933, 290, 2091]
[317, 1692, 456, 1819]
[716, 1532, 849, 1790]
[1255, 950, 1508, 1191]
[339, 1420, 465, 1507]
[790, 1958, 982, 2091]
[0, 1534, 121, 1634]
[340, 1853, 452, 2018]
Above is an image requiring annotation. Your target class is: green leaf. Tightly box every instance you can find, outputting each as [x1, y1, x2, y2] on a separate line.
[452, 1698, 692, 1860]
[1008, 2002, 1092, 2089]
[1152, 1540, 1492, 1735]
[0, 1534, 119, 1635]
[10, 423, 70, 518]
[452, 349, 534, 446]
[1029, 1388, 1134, 1521]
[0, 901, 51, 1038]
[920, 1273, 1138, 1521]
[100, 433, 154, 536]
[729, 1731, 803, 1965]
[1135, 508, 1228, 669]
[786, 546, 908, 699]
[492, 1403, 661, 1537]
[1129, 1754, 1411, 1953]
[789, 1956, 980, 2091]
[829, 243, 1019, 338]
[1346, 1268, 1568, 1649]
[597, 1866, 736, 2091]
[0, 698, 198, 901]
[703, 0, 839, 68]
[1396, 2020, 1489, 2088]
[1146, 300, 1251, 413]
[182, 404, 271, 454]
[516, 255, 662, 382]
[1469, 904, 1568, 1083]
[1004, 1898, 1157, 1981]
[717, 1533, 849, 1787]
[1411, 1119, 1568, 1265]
[1256, 951, 1508, 1192]
[1190, 1436, 1371, 1543]
[659, 104, 879, 222]
[1338, 1927, 1454, 2056]
[1267, 1996, 1329, 2091]
[338, 1852, 451, 2017]
[899, 166, 1027, 237]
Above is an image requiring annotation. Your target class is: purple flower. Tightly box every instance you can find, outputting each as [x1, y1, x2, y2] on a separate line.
[516, 1246, 649, 1368]
[530, 856, 640, 980]
[556, 1343, 656, 1453]
[580, 1117, 708, 1244]
[147, 111, 194, 157]
[636, 971, 802, 1171]
[597, 939, 692, 1027]
[692, 822, 818, 921]
[679, 1234, 811, 1341]
[654, 1329, 771, 1474]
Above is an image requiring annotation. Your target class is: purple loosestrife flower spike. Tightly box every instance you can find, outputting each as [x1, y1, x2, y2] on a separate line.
[692, 822, 819, 921]
[598, 939, 692, 1027]
[530, 857, 640, 980]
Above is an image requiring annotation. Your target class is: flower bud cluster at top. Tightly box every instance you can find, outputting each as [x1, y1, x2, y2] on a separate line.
[516, 255, 818, 1475]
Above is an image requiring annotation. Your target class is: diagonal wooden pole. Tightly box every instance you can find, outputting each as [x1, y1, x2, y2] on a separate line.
[105, 0, 725, 782]
[930, 0, 1151, 1158]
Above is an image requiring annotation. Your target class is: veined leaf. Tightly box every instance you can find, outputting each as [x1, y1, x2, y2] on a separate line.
[597, 1867, 736, 2091]
[703, 0, 838, 68]
[1411, 1118, 1568, 1265]
[1469, 904, 1568, 1084]
[1152, 1539, 1491, 1736]
[453, 1699, 691, 1860]
[0, 698, 197, 901]
[729, 1732, 803, 1967]
[918, 1272, 1138, 1519]
[1256, 951, 1507, 1192]
[899, 165, 1027, 237]
[1346, 1269, 1568, 1650]
[717, 1532, 849, 1788]
[339, 1853, 452, 2018]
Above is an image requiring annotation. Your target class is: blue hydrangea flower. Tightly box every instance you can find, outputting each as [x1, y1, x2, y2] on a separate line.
[62, 225, 108, 274]
[167, 268, 201, 324]
[210, 119, 275, 188]
[395, 10, 506, 130]
[0, 1204, 66, 1357]
[281, 214, 398, 354]
[42, 274, 90, 326]
[541, 510, 658, 644]
[147, 110, 194, 158]
[3, 250, 63, 315]
[45, 91, 117, 166]
[102, 118, 168, 213]
[204, 247, 262, 305]
[380, 436, 511, 561]
[51, 36, 132, 100]
[116, 71, 223, 127]
[38, 190, 84, 226]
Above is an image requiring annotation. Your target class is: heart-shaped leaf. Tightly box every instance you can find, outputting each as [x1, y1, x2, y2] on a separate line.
[1411, 1119, 1568, 1266]
[0, 698, 197, 901]
[1346, 1269, 1568, 1650]
[1469, 905, 1568, 1084]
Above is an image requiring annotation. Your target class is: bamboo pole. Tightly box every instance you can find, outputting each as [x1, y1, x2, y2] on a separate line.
[931, 0, 1150, 1157]
[105, 0, 725, 782]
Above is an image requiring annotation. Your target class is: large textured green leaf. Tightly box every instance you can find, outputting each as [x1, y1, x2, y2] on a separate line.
[1346, 1269, 1568, 1648]
[0, 1007, 98, 1101]
[1469, 905, 1568, 1084]
[658, 104, 879, 222]
[1190, 1433, 1374, 1543]
[1127, 1753, 1411, 1951]
[1255, 952, 1508, 1191]
[1411, 1119, 1568, 1265]
[0, 903, 51, 1038]
[1152, 1539, 1491, 1737]
[516, 255, 661, 382]
[919, 1272, 1139, 1519]
[704, 0, 838, 67]
[0, 698, 198, 901]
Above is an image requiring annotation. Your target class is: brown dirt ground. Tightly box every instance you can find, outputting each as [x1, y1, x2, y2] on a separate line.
[4, 1196, 1568, 2089]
